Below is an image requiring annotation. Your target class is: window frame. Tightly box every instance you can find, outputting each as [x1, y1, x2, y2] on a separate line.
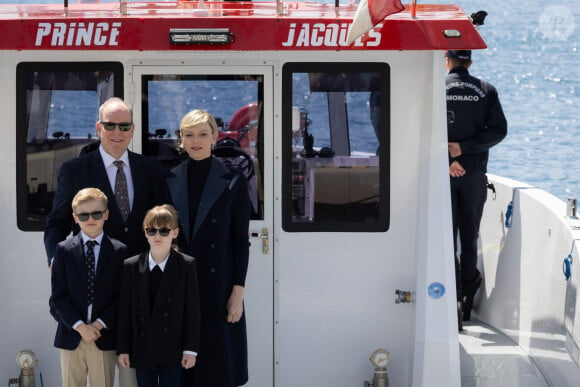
[281, 62, 390, 232]
[16, 61, 124, 231]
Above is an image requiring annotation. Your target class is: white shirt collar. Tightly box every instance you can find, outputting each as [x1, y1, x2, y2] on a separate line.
[148, 253, 170, 272]
[80, 231, 104, 246]
[99, 145, 129, 168]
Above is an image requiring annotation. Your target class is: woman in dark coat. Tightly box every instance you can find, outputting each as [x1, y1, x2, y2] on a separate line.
[167, 109, 251, 387]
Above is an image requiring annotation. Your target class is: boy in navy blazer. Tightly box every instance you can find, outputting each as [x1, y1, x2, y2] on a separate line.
[50, 187, 126, 387]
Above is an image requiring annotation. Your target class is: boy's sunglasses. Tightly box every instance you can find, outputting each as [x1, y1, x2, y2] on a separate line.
[145, 227, 172, 237]
[100, 122, 132, 132]
[76, 210, 107, 222]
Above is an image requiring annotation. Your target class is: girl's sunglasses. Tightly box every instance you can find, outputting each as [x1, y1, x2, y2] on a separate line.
[145, 227, 172, 237]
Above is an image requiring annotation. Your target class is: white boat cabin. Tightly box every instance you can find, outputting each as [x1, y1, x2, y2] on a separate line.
[0, 1, 487, 386]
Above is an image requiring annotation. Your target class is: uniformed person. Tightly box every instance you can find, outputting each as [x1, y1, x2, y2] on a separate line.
[445, 50, 507, 324]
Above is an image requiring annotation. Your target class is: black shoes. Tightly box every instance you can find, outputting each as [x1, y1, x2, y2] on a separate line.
[457, 301, 464, 331]
[462, 273, 482, 321]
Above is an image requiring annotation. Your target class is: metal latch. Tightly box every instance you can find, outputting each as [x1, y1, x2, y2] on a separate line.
[250, 227, 269, 254]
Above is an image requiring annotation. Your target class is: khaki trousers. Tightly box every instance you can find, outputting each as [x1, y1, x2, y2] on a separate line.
[60, 341, 115, 387]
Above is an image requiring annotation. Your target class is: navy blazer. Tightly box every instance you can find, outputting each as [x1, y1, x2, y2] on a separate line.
[51, 233, 126, 351]
[167, 157, 250, 386]
[44, 149, 171, 264]
[116, 251, 200, 369]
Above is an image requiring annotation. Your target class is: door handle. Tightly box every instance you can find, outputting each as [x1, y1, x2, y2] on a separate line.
[249, 227, 269, 254]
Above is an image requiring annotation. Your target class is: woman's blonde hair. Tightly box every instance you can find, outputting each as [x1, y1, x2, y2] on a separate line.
[179, 109, 219, 136]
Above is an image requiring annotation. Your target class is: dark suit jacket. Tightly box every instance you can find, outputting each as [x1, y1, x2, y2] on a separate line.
[44, 149, 171, 265]
[51, 233, 126, 351]
[167, 157, 250, 386]
[116, 251, 200, 369]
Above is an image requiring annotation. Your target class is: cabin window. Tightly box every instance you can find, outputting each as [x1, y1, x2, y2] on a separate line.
[140, 74, 264, 220]
[282, 62, 390, 232]
[16, 62, 124, 231]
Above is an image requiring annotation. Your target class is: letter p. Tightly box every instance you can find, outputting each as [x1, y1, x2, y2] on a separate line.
[36, 23, 52, 46]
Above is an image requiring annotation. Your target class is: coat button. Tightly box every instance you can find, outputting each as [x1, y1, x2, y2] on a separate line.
[211, 218, 217, 223]
[210, 243, 215, 248]
[124, 227, 129, 232]
[210, 268, 216, 273]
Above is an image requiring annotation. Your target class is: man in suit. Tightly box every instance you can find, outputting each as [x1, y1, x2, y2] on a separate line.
[50, 187, 125, 387]
[45, 97, 170, 386]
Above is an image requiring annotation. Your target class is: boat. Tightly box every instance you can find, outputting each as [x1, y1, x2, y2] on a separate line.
[1, 0, 579, 386]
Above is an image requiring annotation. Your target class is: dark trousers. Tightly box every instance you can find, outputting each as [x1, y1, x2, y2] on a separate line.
[136, 365, 182, 387]
[450, 171, 487, 302]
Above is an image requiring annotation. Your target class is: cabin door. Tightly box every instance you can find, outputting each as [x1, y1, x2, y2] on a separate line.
[131, 65, 274, 387]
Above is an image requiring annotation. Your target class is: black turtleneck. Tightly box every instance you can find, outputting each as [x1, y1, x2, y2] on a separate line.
[187, 157, 212, 227]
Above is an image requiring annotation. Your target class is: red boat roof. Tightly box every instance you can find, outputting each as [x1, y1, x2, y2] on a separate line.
[0, 2, 486, 51]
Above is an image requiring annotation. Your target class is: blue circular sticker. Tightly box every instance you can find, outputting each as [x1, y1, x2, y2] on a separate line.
[428, 282, 446, 299]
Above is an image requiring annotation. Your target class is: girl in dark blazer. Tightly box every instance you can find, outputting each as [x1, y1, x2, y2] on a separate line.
[167, 110, 251, 387]
[117, 205, 200, 387]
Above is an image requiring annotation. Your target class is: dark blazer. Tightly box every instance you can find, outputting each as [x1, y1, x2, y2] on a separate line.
[167, 157, 250, 386]
[51, 233, 126, 351]
[116, 251, 200, 369]
[44, 149, 171, 265]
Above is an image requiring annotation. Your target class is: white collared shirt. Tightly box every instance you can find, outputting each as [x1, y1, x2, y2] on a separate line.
[148, 253, 169, 272]
[99, 146, 134, 211]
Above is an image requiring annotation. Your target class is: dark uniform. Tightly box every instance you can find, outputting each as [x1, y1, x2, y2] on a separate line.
[446, 57, 507, 320]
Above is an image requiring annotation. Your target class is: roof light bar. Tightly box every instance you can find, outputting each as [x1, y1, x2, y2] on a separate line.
[169, 28, 235, 45]
[443, 29, 462, 38]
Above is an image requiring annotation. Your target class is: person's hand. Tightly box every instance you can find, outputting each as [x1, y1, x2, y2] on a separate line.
[118, 354, 131, 368]
[76, 323, 101, 342]
[449, 161, 466, 178]
[90, 321, 104, 331]
[226, 285, 245, 323]
[181, 354, 197, 369]
[448, 142, 462, 158]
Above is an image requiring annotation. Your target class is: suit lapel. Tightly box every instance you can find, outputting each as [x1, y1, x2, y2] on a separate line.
[168, 162, 191, 239]
[87, 151, 115, 200]
[71, 234, 87, 281]
[192, 158, 230, 239]
[95, 236, 112, 278]
[135, 253, 152, 318]
[127, 151, 143, 220]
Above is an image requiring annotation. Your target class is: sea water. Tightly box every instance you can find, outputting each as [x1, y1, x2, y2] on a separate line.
[4, 0, 579, 201]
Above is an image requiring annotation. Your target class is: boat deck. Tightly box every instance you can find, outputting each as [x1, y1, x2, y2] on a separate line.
[460, 320, 548, 386]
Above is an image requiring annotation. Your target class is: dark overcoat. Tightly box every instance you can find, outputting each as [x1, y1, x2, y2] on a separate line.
[167, 157, 251, 387]
[116, 251, 200, 369]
